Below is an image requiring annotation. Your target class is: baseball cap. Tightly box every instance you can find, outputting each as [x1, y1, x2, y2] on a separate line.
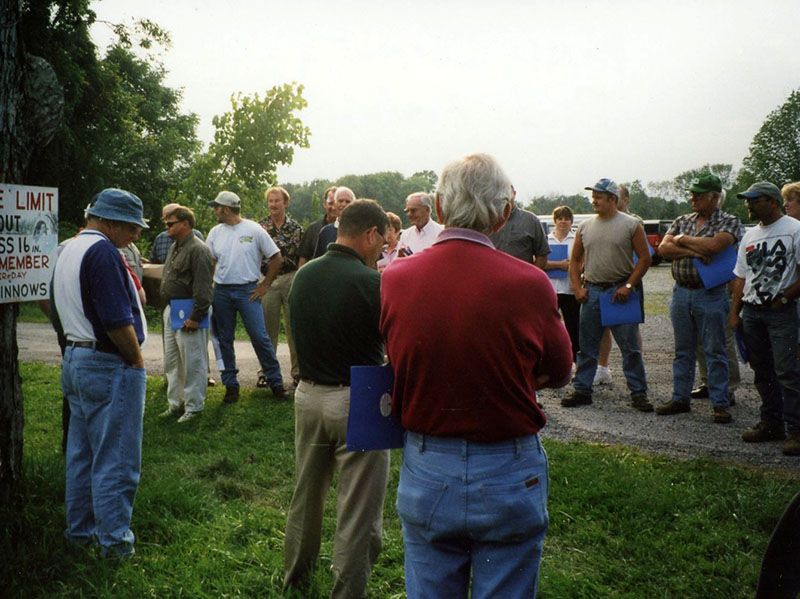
[208, 191, 241, 208]
[85, 188, 149, 229]
[688, 173, 722, 194]
[736, 182, 782, 202]
[585, 178, 620, 198]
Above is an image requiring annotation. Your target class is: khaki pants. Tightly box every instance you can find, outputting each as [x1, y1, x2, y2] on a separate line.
[163, 306, 209, 413]
[261, 271, 298, 380]
[284, 382, 390, 599]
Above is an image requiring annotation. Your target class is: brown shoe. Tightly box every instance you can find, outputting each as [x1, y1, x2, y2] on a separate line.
[782, 433, 800, 456]
[712, 406, 732, 424]
[655, 400, 690, 416]
[742, 421, 785, 443]
[631, 395, 654, 413]
[223, 386, 239, 404]
[562, 391, 592, 408]
[270, 385, 290, 400]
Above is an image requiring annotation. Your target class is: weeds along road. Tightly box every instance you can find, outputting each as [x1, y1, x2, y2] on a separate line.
[16, 263, 800, 471]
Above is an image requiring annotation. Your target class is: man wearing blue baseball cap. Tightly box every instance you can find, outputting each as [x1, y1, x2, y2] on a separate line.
[563, 178, 653, 412]
[730, 181, 800, 455]
[53, 188, 149, 557]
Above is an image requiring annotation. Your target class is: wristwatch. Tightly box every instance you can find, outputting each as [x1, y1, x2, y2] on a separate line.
[624, 283, 633, 290]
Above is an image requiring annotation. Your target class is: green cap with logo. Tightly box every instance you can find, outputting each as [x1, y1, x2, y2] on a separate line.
[688, 173, 722, 194]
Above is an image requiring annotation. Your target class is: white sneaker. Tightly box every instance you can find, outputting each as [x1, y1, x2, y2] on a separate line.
[177, 411, 200, 423]
[593, 366, 612, 385]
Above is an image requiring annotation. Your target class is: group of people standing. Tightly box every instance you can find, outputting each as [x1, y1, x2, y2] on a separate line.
[50, 156, 800, 598]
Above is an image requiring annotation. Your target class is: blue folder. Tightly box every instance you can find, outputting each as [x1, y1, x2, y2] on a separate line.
[633, 241, 655, 265]
[547, 244, 569, 279]
[169, 299, 210, 330]
[599, 290, 642, 326]
[347, 364, 405, 451]
[692, 245, 737, 289]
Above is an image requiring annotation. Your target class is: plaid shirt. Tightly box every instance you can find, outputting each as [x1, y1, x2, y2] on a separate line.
[150, 229, 205, 264]
[260, 215, 303, 275]
[667, 208, 741, 287]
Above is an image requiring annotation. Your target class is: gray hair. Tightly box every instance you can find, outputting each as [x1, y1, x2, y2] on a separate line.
[334, 186, 355, 202]
[406, 192, 432, 209]
[436, 153, 512, 232]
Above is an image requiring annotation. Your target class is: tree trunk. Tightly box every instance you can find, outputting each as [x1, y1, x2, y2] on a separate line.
[0, 0, 26, 505]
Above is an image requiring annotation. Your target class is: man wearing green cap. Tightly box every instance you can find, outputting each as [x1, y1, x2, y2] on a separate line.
[730, 181, 800, 455]
[657, 173, 741, 423]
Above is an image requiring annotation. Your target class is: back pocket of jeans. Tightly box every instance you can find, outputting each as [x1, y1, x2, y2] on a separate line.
[396, 464, 448, 532]
[476, 471, 548, 542]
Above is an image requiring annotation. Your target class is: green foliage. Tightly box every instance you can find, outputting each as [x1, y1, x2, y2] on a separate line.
[5, 362, 799, 599]
[21, 4, 201, 237]
[739, 89, 800, 189]
[526, 193, 592, 216]
[649, 164, 734, 204]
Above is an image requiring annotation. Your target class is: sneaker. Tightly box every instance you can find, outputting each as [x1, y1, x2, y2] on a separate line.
[593, 366, 612, 386]
[562, 391, 592, 408]
[690, 385, 709, 399]
[178, 411, 200, 423]
[631, 395, 654, 413]
[655, 400, 690, 416]
[742, 421, 785, 443]
[159, 408, 182, 419]
[223, 386, 239, 404]
[270, 385, 290, 400]
[712, 406, 732, 424]
[782, 433, 800, 456]
[207, 377, 216, 387]
[256, 375, 269, 389]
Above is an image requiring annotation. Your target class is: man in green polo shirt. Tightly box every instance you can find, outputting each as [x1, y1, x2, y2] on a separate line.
[283, 199, 390, 599]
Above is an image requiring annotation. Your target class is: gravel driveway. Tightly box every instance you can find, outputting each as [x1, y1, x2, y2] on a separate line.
[15, 263, 800, 471]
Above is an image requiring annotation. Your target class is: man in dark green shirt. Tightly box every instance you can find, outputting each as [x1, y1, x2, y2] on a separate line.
[283, 200, 390, 599]
[159, 205, 214, 423]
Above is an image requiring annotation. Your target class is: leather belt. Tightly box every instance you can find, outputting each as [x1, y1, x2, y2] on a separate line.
[300, 378, 349, 388]
[66, 340, 119, 355]
[586, 281, 624, 290]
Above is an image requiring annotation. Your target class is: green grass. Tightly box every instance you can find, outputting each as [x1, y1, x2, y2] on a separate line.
[3, 362, 799, 598]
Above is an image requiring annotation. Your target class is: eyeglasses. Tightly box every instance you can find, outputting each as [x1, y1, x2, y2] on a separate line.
[164, 220, 181, 228]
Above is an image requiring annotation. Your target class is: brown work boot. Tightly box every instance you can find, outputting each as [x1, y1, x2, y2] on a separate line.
[655, 400, 690, 416]
[562, 391, 592, 408]
[712, 406, 732, 424]
[631, 395, 654, 413]
[782, 433, 800, 456]
[742, 421, 785, 443]
[223, 386, 239, 404]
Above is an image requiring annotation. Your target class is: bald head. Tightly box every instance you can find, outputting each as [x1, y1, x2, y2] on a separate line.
[161, 203, 181, 220]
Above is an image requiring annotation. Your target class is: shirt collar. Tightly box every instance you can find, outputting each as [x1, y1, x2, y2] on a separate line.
[327, 243, 365, 264]
[434, 227, 495, 249]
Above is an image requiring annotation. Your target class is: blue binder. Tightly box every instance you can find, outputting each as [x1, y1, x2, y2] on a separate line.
[547, 244, 569, 279]
[347, 364, 405, 451]
[692, 245, 737, 289]
[169, 299, 209, 330]
[599, 290, 642, 326]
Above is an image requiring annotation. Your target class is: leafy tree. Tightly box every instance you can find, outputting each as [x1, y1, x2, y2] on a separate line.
[526, 194, 592, 216]
[648, 164, 734, 205]
[739, 89, 800, 189]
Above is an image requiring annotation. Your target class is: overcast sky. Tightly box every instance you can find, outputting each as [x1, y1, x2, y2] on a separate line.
[89, 0, 800, 200]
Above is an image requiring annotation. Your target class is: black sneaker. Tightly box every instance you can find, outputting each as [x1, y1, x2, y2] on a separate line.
[562, 391, 592, 408]
[742, 421, 785, 443]
[256, 375, 269, 388]
[631, 395, 654, 413]
[270, 385, 290, 400]
[223, 386, 239, 404]
[690, 385, 709, 399]
[655, 401, 690, 416]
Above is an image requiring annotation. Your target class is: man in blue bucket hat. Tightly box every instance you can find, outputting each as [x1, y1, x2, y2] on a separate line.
[54, 188, 149, 557]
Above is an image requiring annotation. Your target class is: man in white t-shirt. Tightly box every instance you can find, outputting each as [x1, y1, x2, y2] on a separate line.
[730, 182, 800, 455]
[206, 191, 288, 403]
[398, 192, 443, 253]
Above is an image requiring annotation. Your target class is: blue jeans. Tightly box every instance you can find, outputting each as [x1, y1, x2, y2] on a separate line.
[573, 284, 647, 396]
[742, 303, 800, 433]
[670, 284, 730, 407]
[212, 282, 283, 389]
[397, 432, 548, 599]
[61, 346, 146, 556]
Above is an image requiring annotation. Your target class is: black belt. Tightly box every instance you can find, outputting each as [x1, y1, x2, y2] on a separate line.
[300, 378, 349, 388]
[676, 280, 704, 290]
[586, 281, 625, 290]
[66, 340, 120, 355]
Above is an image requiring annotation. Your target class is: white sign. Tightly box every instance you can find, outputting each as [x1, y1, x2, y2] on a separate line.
[0, 184, 59, 304]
